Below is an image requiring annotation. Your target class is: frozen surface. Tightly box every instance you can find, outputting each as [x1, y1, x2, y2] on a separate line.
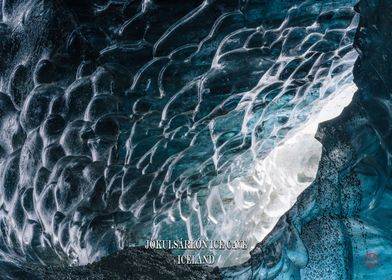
[208, 84, 356, 266]
[0, 0, 363, 277]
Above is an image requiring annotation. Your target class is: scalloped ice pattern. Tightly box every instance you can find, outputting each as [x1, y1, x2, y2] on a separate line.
[0, 0, 358, 271]
[222, 1, 392, 278]
[204, 83, 356, 266]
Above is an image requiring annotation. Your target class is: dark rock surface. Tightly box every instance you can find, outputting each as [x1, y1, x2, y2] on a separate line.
[28, 247, 221, 280]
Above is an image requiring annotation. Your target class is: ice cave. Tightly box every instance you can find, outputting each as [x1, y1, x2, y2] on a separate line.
[0, 0, 391, 279]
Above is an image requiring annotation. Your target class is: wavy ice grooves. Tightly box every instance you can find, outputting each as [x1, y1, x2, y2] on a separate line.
[206, 83, 357, 267]
[0, 0, 360, 273]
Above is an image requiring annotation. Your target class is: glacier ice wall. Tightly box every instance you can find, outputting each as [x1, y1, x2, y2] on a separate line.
[0, 0, 368, 277]
[208, 83, 356, 266]
[222, 1, 392, 279]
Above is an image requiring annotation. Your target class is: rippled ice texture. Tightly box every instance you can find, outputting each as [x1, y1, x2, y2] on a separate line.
[207, 83, 356, 266]
[0, 0, 357, 269]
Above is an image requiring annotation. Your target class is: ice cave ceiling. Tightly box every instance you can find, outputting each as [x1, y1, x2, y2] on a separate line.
[0, 0, 391, 279]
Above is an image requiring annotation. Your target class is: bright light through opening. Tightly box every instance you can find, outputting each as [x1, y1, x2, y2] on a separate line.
[206, 83, 357, 267]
